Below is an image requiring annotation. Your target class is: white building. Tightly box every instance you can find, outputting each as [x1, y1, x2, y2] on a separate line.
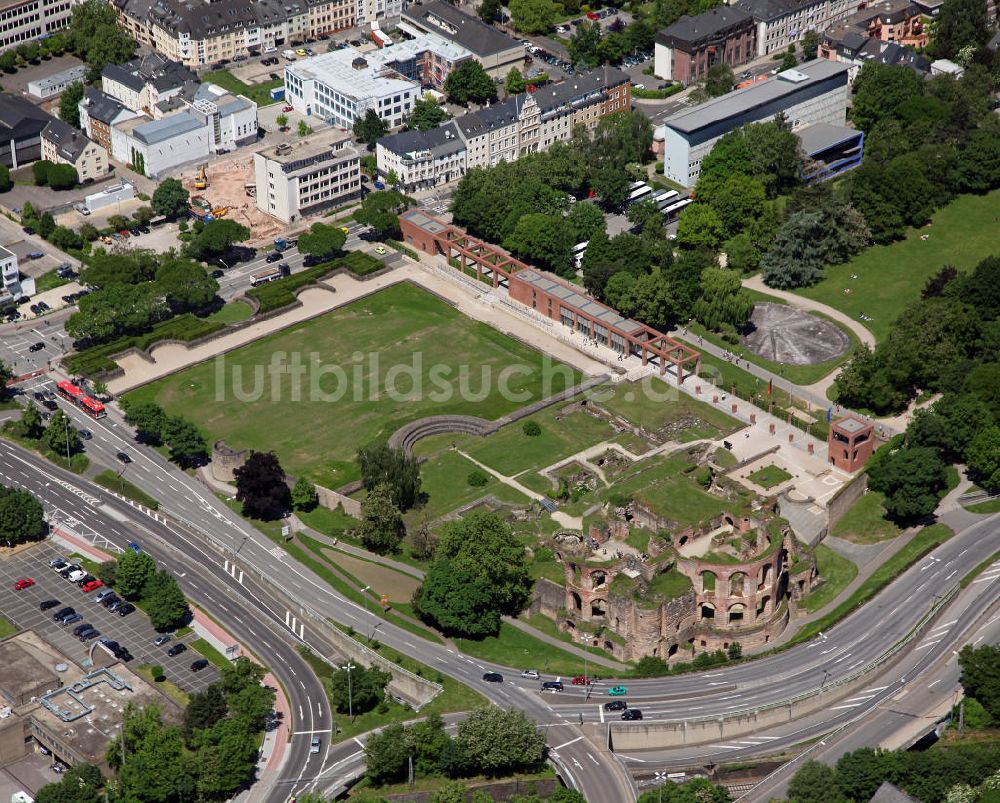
[736, 0, 860, 57]
[376, 120, 465, 191]
[284, 47, 420, 129]
[27, 65, 88, 100]
[254, 131, 361, 222]
[0, 0, 75, 53]
[0, 245, 32, 304]
[661, 59, 851, 187]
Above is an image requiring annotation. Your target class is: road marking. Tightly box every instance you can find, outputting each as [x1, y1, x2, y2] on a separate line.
[915, 640, 941, 650]
[928, 679, 943, 689]
[829, 703, 862, 710]
[867, 685, 889, 692]
[709, 744, 743, 751]
[293, 729, 333, 734]
[843, 693, 877, 703]
[353, 737, 364, 748]
[553, 736, 584, 750]
[588, 754, 600, 765]
[598, 706, 604, 724]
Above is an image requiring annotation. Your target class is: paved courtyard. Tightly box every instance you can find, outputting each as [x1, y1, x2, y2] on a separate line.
[742, 302, 851, 365]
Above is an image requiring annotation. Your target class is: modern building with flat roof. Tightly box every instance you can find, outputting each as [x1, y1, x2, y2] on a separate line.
[797, 122, 863, 183]
[254, 129, 361, 222]
[654, 7, 756, 85]
[401, 1, 524, 77]
[661, 58, 850, 186]
[284, 46, 421, 128]
[27, 65, 88, 100]
[0, 0, 75, 52]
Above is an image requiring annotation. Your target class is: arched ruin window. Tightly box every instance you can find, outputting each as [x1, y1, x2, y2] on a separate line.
[591, 598, 607, 618]
[570, 591, 582, 611]
[668, 643, 678, 658]
[760, 564, 772, 587]
[591, 571, 607, 590]
[701, 570, 716, 593]
[728, 603, 745, 624]
[700, 603, 715, 621]
[729, 572, 746, 597]
[756, 595, 771, 618]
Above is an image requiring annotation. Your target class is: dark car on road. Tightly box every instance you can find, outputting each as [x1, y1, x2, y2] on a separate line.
[116, 451, 131, 464]
[604, 700, 627, 711]
[482, 672, 503, 683]
[265, 252, 283, 263]
[29, 342, 45, 352]
[621, 709, 643, 721]
[541, 681, 564, 692]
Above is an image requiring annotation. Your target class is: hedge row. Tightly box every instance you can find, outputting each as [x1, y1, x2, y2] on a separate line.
[247, 251, 384, 313]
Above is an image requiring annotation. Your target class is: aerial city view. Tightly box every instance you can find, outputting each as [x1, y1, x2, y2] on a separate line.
[0, 0, 997, 799]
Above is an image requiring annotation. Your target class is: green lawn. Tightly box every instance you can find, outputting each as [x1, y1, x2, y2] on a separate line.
[747, 464, 793, 489]
[454, 622, 603, 676]
[831, 491, 903, 544]
[203, 69, 283, 106]
[94, 469, 160, 509]
[0, 615, 16, 638]
[204, 300, 253, 325]
[411, 448, 527, 520]
[34, 269, 70, 294]
[796, 189, 1000, 342]
[968, 498, 1000, 514]
[799, 544, 858, 613]
[598, 381, 742, 438]
[191, 637, 231, 670]
[126, 283, 579, 487]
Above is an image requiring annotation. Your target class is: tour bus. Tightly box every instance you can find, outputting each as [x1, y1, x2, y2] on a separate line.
[250, 265, 289, 287]
[654, 190, 680, 210]
[627, 184, 653, 204]
[663, 197, 693, 221]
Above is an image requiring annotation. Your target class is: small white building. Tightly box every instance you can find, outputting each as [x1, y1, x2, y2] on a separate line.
[930, 58, 964, 77]
[0, 246, 32, 303]
[84, 181, 136, 213]
[27, 65, 88, 100]
[41, 120, 110, 183]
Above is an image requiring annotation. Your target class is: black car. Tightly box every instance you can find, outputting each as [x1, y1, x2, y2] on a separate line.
[99, 639, 119, 652]
[59, 565, 80, 579]
[482, 672, 503, 683]
[80, 628, 100, 642]
[41, 399, 57, 411]
[191, 659, 209, 672]
[621, 708, 643, 721]
[541, 681, 564, 692]
[604, 700, 628, 711]
[78, 429, 93, 440]
[72, 622, 92, 636]
[210, 269, 224, 279]
[101, 594, 120, 608]
[139, 225, 150, 234]
[22, 226, 34, 235]
[39, 599, 61, 611]
[265, 252, 283, 263]
[75, 574, 96, 587]
[129, 228, 141, 237]
[29, 342, 45, 352]
[117, 603, 136, 616]
[33, 391, 45, 401]
[116, 451, 132, 464]
[116, 648, 134, 662]
[167, 643, 187, 656]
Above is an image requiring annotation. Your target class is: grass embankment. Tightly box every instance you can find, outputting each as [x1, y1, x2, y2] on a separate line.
[94, 469, 160, 509]
[190, 637, 231, 669]
[1, 425, 89, 473]
[126, 282, 579, 488]
[799, 544, 858, 614]
[202, 69, 283, 106]
[454, 622, 608, 677]
[204, 300, 253, 325]
[789, 523, 954, 646]
[968, 498, 1000, 514]
[831, 491, 903, 544]
[796, 188, 1000, 343]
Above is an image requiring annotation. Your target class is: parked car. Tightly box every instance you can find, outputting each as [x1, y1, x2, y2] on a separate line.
[191, 659, 209, 671]
[621, 708, 643, 720]
[41, 399, 57, 411]
[210, 269, 224, 279]
[604, 699, 627, 711]
[67, 569, 87, 583]
[607, 686, 627, 696]
[102, 594, 121, 609]
[39, 599, 61, 611]
[482, 672, 503, 683]
[72, 623, 92, 636]
[520, 669, 539, 679]
[282, 104, 294, 112]
[117, 603, 136, 616]
[58, 611, 81, 625]
[154, 634, 171, 646]
[167, 643, 187, 656]
[13, 578, 35, 590]
[79, 628, 100, 642]
[26, 251, 43, 260]
[81, 579, 103, 593]
[58, 565, 80, 578]
[75, 574, 96, 587]
[95, 589, 115, 603]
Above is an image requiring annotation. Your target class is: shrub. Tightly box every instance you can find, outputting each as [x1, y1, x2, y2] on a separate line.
[467, 470, 488, 487]
[522, 420, 542, 437]
[151, 664, 164, 681]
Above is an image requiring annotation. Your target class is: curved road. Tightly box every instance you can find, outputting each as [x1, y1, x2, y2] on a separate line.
[7, 383, 1000, 801]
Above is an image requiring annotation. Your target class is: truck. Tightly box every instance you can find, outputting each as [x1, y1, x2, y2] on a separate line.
[274, 237, 289, 252]
[251, 265, 289, 286]
[282, 49, 297, 60]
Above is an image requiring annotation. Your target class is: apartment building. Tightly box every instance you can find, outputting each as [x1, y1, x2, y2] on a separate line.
[253, 130, 361, 222]
[820, 0, 928, 54]
[400, 1, 524, 77]
[0, 245, 31, 304]
[79, 87, 141, 153]
[661, 59, 850, 186]
[654, 7, 756, 85]
[377, 66, 630, 191]
[112, 0, 355, 69]
[101, 53, 197, 117]
[41, 118, 110, 181]
[736, 0, 861, 57]
[0, 0, 73, 52]
[818, 30, 930, 79]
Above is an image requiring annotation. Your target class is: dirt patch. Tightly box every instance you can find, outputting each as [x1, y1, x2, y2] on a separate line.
[742, 302, 850, 366]
[321, 549, 421, 603]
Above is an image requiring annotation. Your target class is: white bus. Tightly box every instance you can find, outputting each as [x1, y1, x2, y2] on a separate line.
[628, 180, 646, 192]
[573, 241, 589, 268]
[655, 190, 680, 209]
[627, 185, 653, 204]
[663, 197, 693, 220]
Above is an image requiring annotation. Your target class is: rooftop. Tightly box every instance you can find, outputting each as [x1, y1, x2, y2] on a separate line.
[735, 0, 822, 22]
[402, 1, 521, 57]
[796, 122, 860, 154]
[28, 64, 88, 94]
[257, 128, 357, 166]
[371, 30, 471, 65]
[657, 6, 753, 46]
[663, 59, 849, 135]
[287, 47, 419, 99]
[834, 415, 870, 434]
[131, 111, 203, 144]
[516, 269, 646, 334]
[378, 120, 465, 158]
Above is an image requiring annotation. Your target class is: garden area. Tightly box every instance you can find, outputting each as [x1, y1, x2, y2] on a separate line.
[202, 69, 284, 107]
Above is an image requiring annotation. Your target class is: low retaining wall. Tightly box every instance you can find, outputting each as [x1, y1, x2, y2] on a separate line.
[826, 471, 868, 532]
[315, 484, 361, 517]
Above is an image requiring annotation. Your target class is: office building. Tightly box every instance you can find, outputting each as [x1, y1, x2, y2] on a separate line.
[401, 1, 524, 77]
[41, 118, 110, 182]
[654, 7, 756, 85]
[660, 58, 850, 186]
[26, 64, 88, 100]
[254, 130, 361, 222]
[0, 0, 74, 52]
[0, 245, 31, 304]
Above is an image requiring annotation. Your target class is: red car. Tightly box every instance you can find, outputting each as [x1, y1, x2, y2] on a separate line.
[572, 676, 590, 685]
[586, 11, 600, 19]
[81, 579, 104, 593]
[14, 578, 35, 590]
[282, 105, 293, 112]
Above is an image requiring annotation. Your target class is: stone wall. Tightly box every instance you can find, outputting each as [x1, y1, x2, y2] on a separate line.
[826, 471, 868, 533]
[314, 484, 361, 517]
[210, 440, 248, 482]
[531, 578, 565, 620]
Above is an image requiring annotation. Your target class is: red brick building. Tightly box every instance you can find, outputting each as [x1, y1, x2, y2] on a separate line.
[654, 7, 757, 86]
[827, 415, 874, 472]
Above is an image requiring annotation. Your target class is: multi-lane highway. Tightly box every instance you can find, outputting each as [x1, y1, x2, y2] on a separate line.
[4, 365, 1000, 801]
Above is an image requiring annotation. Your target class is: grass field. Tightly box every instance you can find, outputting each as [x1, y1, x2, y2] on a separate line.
[796, 189, 1000, 342]
[0, 615, 16, 638]
[454, 622, 601, 676]
[94, 469, 160, 509]
[205, 300, 253, 325]
[191, 637, 231, 670]
[831, 491, 903, 544]
[126, 283, 579, 487]
[799, 544, 858, 613]
[320, 549, 420, 603]
[747, 464, 793, 489]
[203, 69, 283, 106]
[969, 498, 1000, 514]
[598, 381, 742, 438]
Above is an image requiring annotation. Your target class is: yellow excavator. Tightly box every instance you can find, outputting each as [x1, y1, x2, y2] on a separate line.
[194, 164, 208, 190]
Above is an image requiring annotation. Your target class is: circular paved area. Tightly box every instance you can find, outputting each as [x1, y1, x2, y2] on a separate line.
[742, 302, 851, 366]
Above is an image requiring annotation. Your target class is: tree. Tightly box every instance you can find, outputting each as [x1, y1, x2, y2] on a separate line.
[298, 222, 347, 258]
[144, 569, 189, 629]
[276, 113, 289, 130]
[44, 409, 82, 458]
[786, 760, 842, 803]
[235, 451, 291, 520]
[49, 226, 82, 251]
[0, 164, 10, 193]
[851, 62, 925, 133]
[701, 173, 767, 238]
[508, 0, 556, 33]
[291, 476, 319, 511]
[97, 560, 117, 587]
[186, 219, 250, 261]
[133, 205, 154, 225]
[504, 212, 575, 277]
[505, 67, 526, 96]
[569, 20, 603, 68]
[297, 119, 312, 137]
[693, 268, 754, 331]
[327, 663, 391, 715]
[15, 404, 44, 440]
[409, 96, 448, 131]
[32, 159, 52, 186]
[867, 445, 948, 521]
[443, 60, 497, 105]
[933, 0, 990, 58]
[637, 778, 731, 803]
[455, 707, 545, 775]
[780, 48, 798, 71]
[354, 109, 388, 148]
[0, 486, 45, 546]
[631, 271, 682, 331]
[478, 0, 502, 22]
[354, 189, 413, 239]
[69, 0, 135, 80]
[364, 723, 411, 785]
[64, 282, 167, 343]
[627, 198, 664, 235]
[192, 718, 260, 800]
[357, 442, 421, 510]
[760, 204, 869, 288]
[965, 427, 1000, 491]
[124, 400, 167, 444]
[704, 63, 734, 97]
[59, 81, 85, 129]
[801, 29, 821, 59]
[155, 259, 218, 312]
[184, 686, 230, 737]
[35, 765, 102, 803]
[603, 271, 637, 316]
[358, 483, 404, 554]
[676, 203, 724, 250]
[411, 558, 500, 636]
[115, 549, 156, 599]
[162, 416, 209, 468]
[152, 177, 190, 219]
[108, 705, 190, 801]
[959, 644, 1000, 721]
[591, 163, 630, 208]
[566, 201, 606, 243]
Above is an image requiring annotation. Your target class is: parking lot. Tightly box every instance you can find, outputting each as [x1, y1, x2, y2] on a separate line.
[0, 541, 219, 694]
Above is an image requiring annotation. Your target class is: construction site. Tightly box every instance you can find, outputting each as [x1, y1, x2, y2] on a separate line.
[176, 156, 284, 245]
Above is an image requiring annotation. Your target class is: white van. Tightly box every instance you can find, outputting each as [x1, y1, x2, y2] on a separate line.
[67, 569, 86, 583]
[263, 45, 277, 54]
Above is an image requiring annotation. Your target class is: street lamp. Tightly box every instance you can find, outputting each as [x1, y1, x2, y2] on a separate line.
[361, 585, 370, 617]
[341, 661, 356, 722]
[654, 771, 668, 803]
[368, 621, 382, 645]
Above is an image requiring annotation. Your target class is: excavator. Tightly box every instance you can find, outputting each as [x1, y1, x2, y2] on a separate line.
[194, 164, 208, 190]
